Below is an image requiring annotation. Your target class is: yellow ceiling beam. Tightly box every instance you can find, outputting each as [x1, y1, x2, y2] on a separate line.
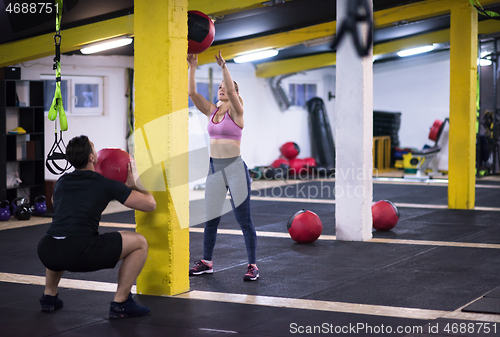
[189, 0, 292, 16]
[375, 19, 500, 56]
[0, 1, 282, 67]
[374, 0, 500, 28]
[255, 53, 336, 78]
[2, 0, 500, 68]
[381, 0, 498, 32]
[197, 21, 335, 65]
[0, 15, 134, 68]
[255, 19, 500, 78]
[373, 29, 449, 57]
[201, 0, 500, 66]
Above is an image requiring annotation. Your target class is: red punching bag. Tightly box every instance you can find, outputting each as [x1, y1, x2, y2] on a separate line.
[287, 210, 323, 243]
[95, 148, 131, 183]
[372, 200, 399, 231]
[188, 11, 215, 54]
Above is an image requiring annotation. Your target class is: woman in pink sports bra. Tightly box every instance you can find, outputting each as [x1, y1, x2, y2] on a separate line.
[187, 51, 258, 281]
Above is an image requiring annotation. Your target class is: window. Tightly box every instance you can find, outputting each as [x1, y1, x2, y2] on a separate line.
[43, 80, 68, 112]
[188, 82, 220, 108]
[286, 83, 317, 107]
[41, 75, 104, 116]
[71, 76, 103, 115]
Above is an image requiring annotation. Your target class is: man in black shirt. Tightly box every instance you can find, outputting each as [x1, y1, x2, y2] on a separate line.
[38, 135, 156, 318]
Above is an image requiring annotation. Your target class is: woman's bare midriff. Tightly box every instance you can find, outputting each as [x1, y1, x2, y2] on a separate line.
[210, 138, 241, 158]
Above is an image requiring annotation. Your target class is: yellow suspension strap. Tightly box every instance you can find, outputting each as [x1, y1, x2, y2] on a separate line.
[470, 0, 500, 19]
[46, 0, 71, 175]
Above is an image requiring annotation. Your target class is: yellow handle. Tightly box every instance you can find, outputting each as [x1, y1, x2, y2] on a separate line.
[59, 105, 68, 131]
[48, 96, 58, 121]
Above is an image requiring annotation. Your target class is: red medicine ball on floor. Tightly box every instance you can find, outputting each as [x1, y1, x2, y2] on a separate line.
[372, 200, 399, 231]
[271, 158, 289, 169]
[188, 11, 215, 54]
[302, 157, 317, 171]
[287, 210, 323, 243]
[95, 148, 131, 184]
[280, 142, 300, 160]
[289, 158, 307, 175]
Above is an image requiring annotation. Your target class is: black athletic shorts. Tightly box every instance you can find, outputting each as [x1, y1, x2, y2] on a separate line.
[37, 232, 123, 272]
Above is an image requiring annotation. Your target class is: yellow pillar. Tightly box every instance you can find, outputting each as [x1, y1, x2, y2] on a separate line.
[134, 0, 190, 295]
[448, 0, 477, 209]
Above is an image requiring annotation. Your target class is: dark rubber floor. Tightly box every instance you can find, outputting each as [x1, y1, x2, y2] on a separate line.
[1, 181, 500, 336]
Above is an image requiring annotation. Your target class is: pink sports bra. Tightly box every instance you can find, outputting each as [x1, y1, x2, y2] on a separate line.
[207, 107, 243, 141]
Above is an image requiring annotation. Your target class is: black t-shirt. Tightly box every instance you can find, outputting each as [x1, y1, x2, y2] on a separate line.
[46, 170, 132, 237]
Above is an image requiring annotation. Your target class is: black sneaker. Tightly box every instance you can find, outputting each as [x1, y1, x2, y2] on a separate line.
[40, 293, 63, 312]
[189, 260, 213, 275]
[243, 264, 259, 281]
[109, 293, 150, 319]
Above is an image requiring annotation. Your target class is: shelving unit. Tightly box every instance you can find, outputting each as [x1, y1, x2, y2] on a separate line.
[0, 79, 45, 204]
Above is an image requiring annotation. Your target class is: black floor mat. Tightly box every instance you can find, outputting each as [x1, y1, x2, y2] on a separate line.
[461, 297, 500, 314]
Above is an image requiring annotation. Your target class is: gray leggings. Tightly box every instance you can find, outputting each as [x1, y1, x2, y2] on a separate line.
[203, 156, 257, 264]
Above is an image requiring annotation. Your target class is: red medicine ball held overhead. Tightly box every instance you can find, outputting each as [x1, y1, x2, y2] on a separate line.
[372, 200, 400, 231]
[188, 11, 215, 54]
[287, 210, 323, 244]
[280, 142, 300, 160]
[95, 148, 131, 184]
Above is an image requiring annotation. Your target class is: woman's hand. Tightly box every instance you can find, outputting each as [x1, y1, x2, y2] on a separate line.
[215, 50, 226, 69]
[187, 53, 198, 68]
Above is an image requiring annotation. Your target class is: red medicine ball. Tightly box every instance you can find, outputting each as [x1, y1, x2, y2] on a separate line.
[188, 11, 215, 54]
[289, 158, 307, 175]
[95, 148, 131, 183]
[280, 142, 300, 160]
[302, 157, 317, 172]
[271, 158, 289, 169]
[287, 210, 323, 243]
[372, 200, 399, 231]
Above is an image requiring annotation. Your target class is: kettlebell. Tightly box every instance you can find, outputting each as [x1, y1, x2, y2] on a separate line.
[10, 199, 17, 215]
[0, 200, 11, 221]
[12, 197, 32, 221]
[34, 195, 47, 215]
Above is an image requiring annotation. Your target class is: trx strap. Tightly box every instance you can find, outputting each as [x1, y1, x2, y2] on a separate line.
[46, 0, 71, 175]
[330, 0, 373, 57]
[476, 63, 480, 134]
[470, 0, 500, 20]
[46, 126, 71, 175]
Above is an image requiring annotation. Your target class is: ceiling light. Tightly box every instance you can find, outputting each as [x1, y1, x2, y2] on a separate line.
[480, 59, 492, 66]
[81, 37, 133, 55]
[233, 49, 279, 63]
[479, 51, 493, 66]
[397, 45, 435, 57]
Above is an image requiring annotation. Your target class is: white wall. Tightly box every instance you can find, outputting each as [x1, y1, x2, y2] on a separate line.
[16, 54, 134, 180]
[14, 50, 453, 183]
[373, 50, 451, 149]
[190, 63, 335, 169]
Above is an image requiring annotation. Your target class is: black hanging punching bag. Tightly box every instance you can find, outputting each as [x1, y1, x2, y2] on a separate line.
[307, 97, 335, 171]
